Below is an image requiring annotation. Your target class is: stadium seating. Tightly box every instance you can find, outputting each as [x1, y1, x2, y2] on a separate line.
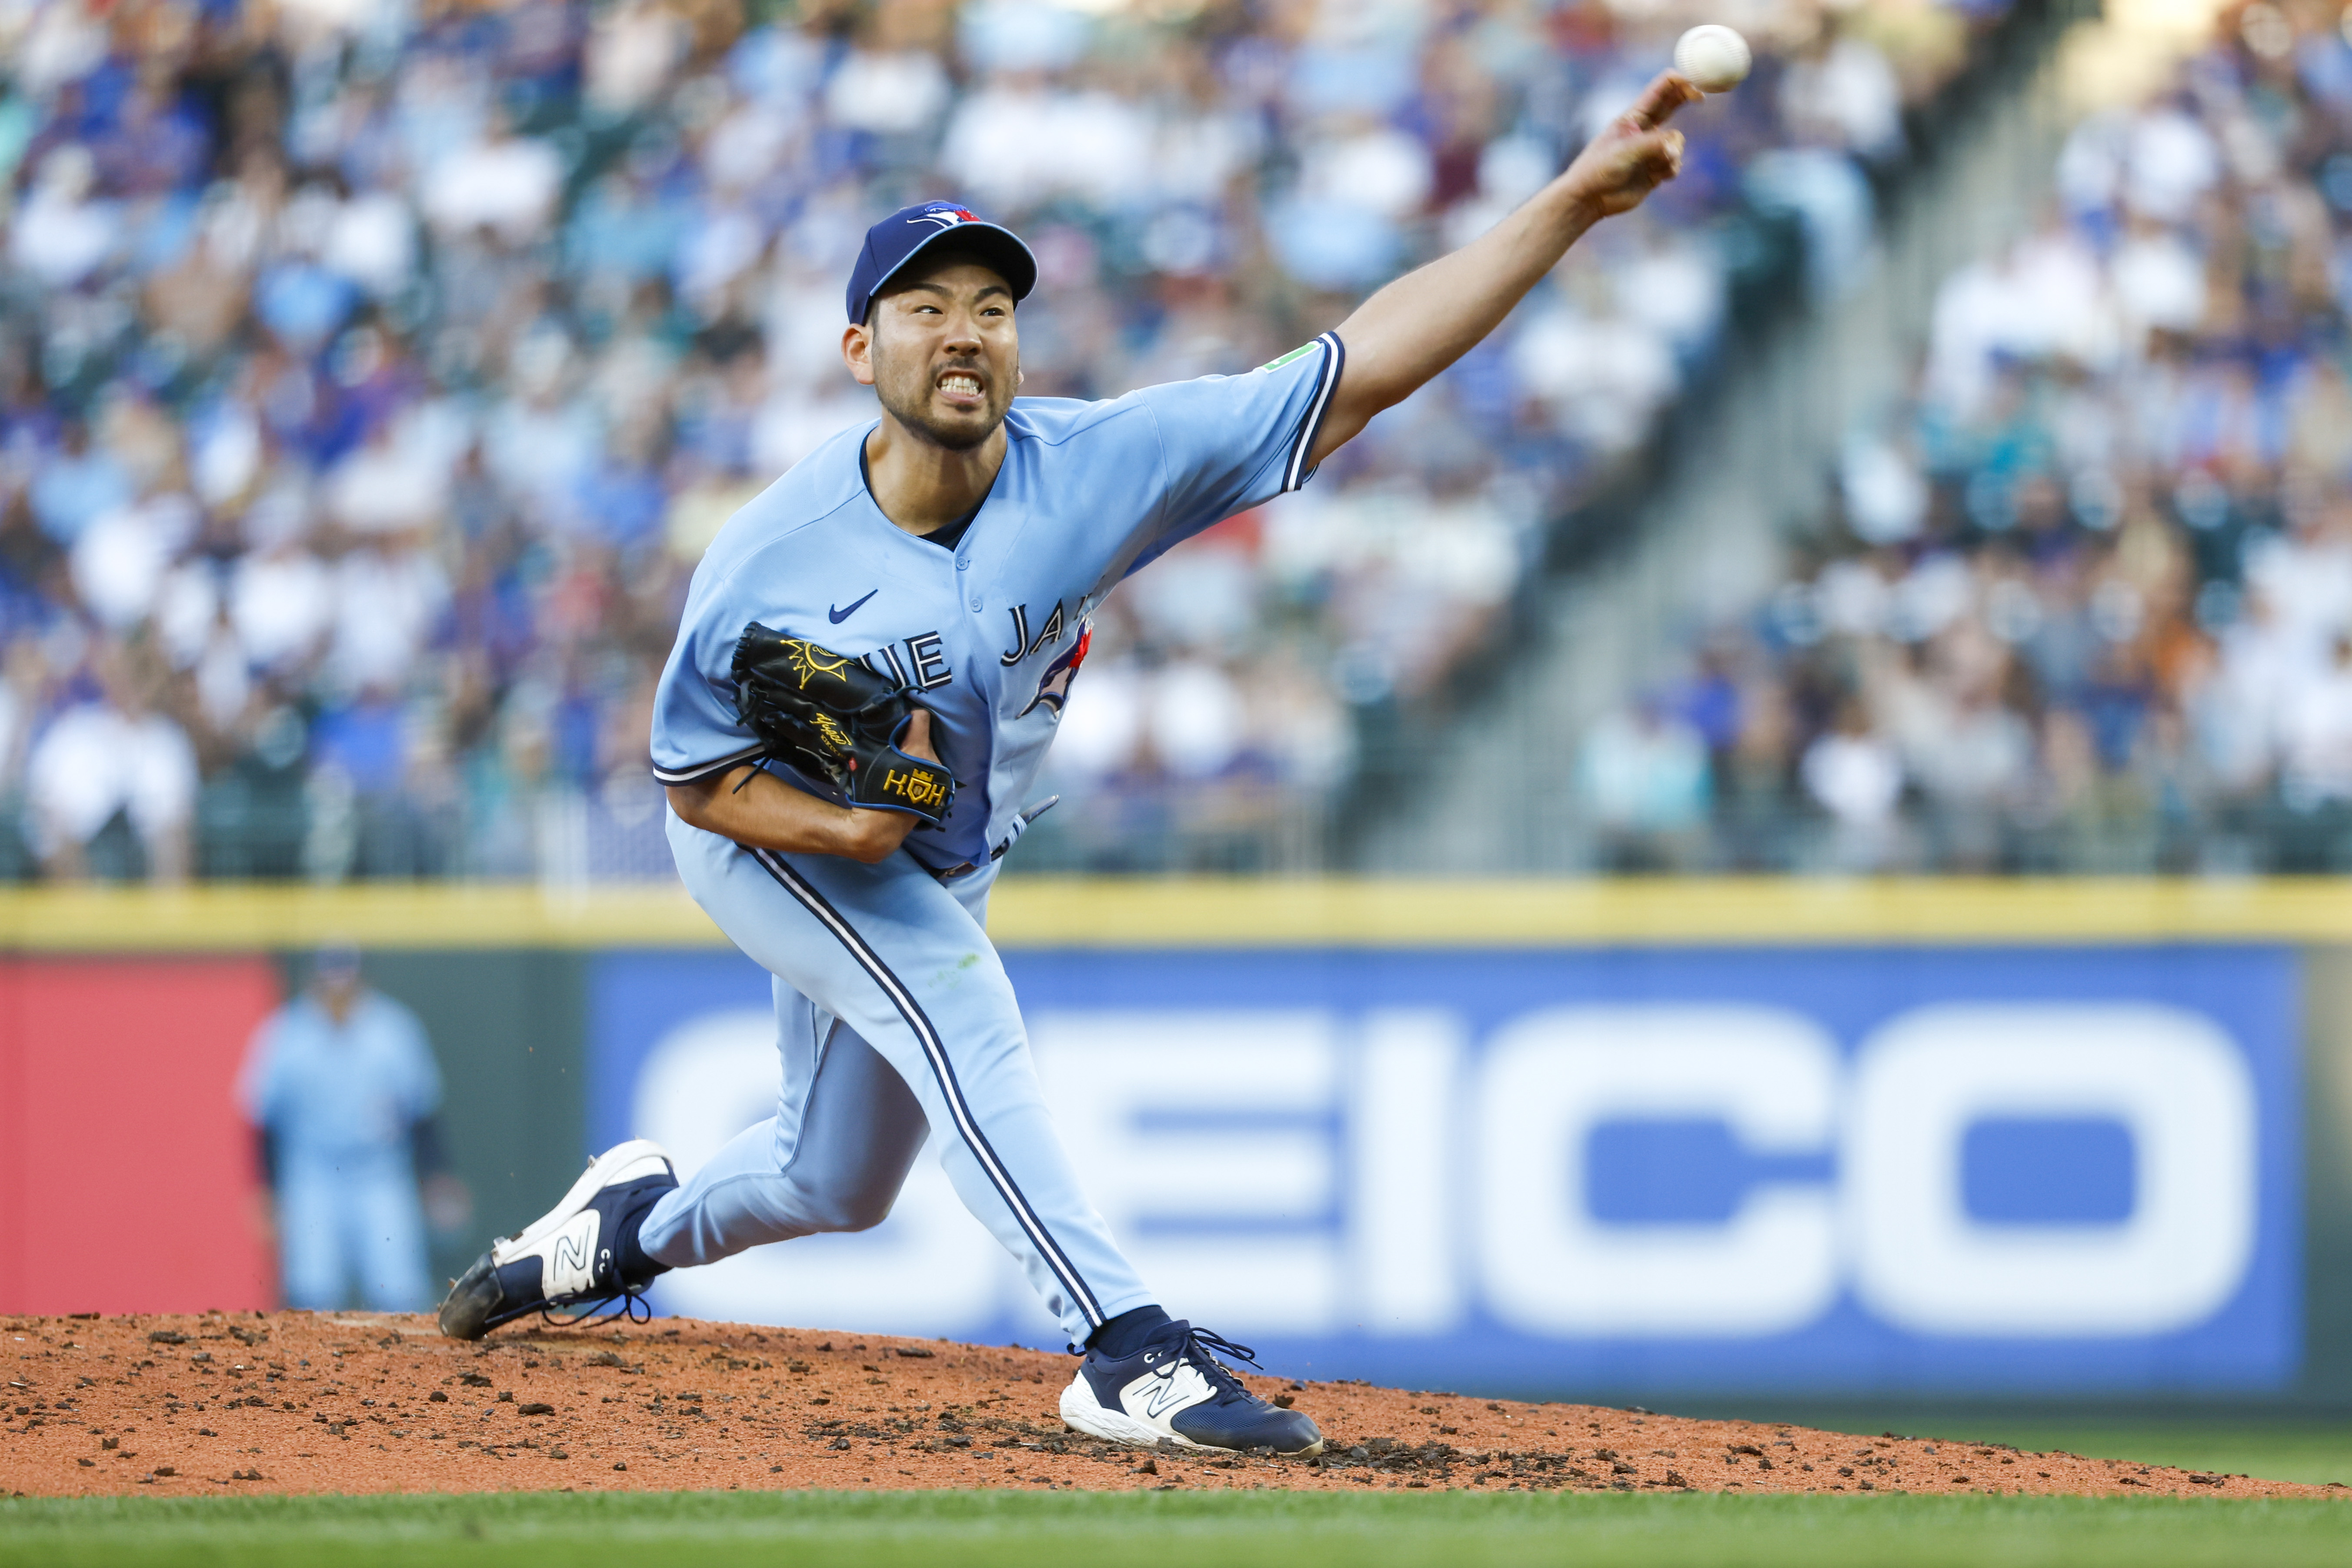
[1584, 2, 2352, 873]
[0, 0, 2015, 880]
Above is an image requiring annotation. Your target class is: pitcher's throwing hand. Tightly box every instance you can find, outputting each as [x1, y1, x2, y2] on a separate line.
[1561, 71, 1702, 222]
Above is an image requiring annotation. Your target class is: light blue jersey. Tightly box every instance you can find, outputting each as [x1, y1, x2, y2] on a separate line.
[238, 992, 442, 1165]
[650, 333, 1343, 873]
[637, 334, 1345, 1345]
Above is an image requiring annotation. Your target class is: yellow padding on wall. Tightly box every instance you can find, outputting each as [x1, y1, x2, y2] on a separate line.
[0, 877, 2346, 951]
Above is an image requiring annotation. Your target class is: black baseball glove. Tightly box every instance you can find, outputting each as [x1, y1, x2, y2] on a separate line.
[730, 623, 957, 826]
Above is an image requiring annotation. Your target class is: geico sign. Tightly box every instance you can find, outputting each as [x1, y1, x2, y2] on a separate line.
[628, 1002, 2259, 1343]
[1031, 1004, 2258, 1342]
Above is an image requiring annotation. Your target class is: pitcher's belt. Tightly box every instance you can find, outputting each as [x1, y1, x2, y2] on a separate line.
[918, 796, 1060, 882]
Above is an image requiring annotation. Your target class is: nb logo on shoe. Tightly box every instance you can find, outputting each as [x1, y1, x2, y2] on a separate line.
[1134, 1365, 1207, 1421]
[547, 1215, 600, 1296]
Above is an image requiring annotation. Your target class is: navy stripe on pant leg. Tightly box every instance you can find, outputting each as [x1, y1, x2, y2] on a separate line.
[749, 848, 1108, 1330]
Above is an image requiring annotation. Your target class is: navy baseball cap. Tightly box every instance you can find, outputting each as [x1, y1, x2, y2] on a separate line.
[846, 200, 1038, 325]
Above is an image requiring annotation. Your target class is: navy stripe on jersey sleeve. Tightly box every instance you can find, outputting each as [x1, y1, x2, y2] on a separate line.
[651, 743, 766, 786]
[1281, 331, 1345, 494]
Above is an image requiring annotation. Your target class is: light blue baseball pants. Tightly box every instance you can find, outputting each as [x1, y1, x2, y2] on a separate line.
[276, 1152, 434, 1313]
[636, 814, 1154, 1345]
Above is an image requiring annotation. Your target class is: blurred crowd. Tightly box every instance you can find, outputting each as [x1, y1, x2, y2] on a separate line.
[0, 0, 2006, 881]
[1583, 0, 2352, 873]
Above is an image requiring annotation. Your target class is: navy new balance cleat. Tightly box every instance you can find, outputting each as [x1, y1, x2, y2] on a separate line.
[437, 1139, 679, 1340]
[1059, 1321, 1322, 1455]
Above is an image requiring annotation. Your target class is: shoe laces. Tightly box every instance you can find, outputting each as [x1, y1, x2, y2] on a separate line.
[537, 1287, 654, 1331]
[1163, 1326, 1263, 1404]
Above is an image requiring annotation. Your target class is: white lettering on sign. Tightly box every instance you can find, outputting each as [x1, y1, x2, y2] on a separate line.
[1350, 1010, 1467, 1336]
[1474, 1007, 1841, 1336]
[1844, 1004, 2258, 1336]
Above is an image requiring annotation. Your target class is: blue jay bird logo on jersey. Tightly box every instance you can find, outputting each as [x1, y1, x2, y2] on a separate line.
[1019, 622, 1092, 718]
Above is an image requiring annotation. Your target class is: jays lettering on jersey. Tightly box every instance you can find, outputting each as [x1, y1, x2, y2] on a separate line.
[650, 333, 1344, 873]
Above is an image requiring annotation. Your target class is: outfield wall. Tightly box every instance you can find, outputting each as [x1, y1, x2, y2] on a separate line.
[2, 880, 2349, 1407]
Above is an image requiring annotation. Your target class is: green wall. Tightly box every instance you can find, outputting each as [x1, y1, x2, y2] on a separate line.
[2301, 949, 2352, 1403]
[273, 950, 589, 1294]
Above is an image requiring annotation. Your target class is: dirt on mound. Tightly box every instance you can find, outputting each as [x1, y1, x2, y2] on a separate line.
[0, 1311, 2338, 1501]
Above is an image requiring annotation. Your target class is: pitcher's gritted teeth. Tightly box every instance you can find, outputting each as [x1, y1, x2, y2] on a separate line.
[935, 367, 987, 407]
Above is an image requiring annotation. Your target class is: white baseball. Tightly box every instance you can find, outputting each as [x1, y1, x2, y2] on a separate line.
[1673, 24, 1752, 93]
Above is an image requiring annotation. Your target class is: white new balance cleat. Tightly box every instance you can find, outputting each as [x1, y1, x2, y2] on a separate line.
[437, 1139, 679, 1340]
[1060, 1321, 1322, 1455]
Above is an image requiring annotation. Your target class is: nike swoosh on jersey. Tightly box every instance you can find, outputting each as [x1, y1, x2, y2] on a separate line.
[828, 590, 880, 624]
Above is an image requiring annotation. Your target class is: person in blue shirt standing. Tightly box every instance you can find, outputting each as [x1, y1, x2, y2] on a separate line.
[439, 72, 1701, 1455]
[240, 944, 470, 1312]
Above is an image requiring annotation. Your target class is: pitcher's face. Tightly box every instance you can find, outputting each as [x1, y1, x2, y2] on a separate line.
[846, 258, 1021, 451]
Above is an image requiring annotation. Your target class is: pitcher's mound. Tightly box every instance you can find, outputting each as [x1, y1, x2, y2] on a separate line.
[0, 1312, 2335, 1499]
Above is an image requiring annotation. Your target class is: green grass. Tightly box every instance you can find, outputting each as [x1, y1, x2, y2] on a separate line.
[1, 1490, 2347, 1568]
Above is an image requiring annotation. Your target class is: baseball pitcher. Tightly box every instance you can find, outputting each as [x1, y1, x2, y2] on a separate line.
[440, 71, 1701, 1458]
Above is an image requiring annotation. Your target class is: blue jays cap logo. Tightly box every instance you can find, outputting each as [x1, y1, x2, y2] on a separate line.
[846, 200, 1039, 324]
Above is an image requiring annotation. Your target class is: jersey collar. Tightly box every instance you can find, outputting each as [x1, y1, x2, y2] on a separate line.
[856, 425, 1002, 561]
